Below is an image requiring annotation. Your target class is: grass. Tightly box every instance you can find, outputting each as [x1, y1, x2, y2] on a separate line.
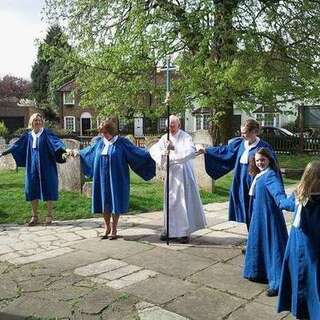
[277, 153, 319, 169]
[0, 154, 299, 224]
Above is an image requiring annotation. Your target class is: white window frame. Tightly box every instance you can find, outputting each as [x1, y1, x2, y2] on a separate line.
[195, 113, 210, 131]
[159, 118, 166, 131]
[254, 113, 279, 127]
[64, 116, 76, 132]
[63, 91, 75, 105]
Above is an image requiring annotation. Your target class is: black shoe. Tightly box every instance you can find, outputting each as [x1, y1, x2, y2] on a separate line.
[160, 233, 176, 241]
[266, 288, 278, 297]
[176, 236, 190, 244]
[241, 247, 246, 255]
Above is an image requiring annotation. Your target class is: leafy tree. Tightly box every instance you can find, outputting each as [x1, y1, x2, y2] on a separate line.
[0, 75, 31, 99]
[31, 24, 76, 109]
[45, 0, 320, 142]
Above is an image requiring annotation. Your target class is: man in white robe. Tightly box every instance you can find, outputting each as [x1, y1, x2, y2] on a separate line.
[149, 115, 206, 243]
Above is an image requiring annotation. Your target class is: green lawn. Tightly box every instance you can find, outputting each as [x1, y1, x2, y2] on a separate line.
[0, 169, 231, 224]
[0, 154, 300, 224]
[277, 154, 319, 169]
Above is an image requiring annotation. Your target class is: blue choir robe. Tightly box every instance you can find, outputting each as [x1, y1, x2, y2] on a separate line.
[5, 129, 65, 201]
[204, 137, 275, 227]
[277, 194, 320, 319]
[243, 169, 288, 291]
[80, 136, 156, 214]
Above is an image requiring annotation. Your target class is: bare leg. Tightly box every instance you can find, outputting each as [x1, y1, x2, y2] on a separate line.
[45, 201, 53, 225]
[101, 212, 111, 238]
[110, 214, 120, 240]
[29, 200, 39, 226]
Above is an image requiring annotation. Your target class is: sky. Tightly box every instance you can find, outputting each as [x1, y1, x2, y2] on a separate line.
[0, 0, 49, 80]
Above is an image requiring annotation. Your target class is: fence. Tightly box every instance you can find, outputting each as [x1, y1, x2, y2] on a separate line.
[261, 135, 320, 155]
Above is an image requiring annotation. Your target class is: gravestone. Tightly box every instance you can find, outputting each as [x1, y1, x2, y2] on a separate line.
[57, 139, 82, 192]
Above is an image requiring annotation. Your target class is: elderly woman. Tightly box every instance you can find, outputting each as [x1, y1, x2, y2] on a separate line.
[0, 113, 66, 226]
[80, 119, 156, 240]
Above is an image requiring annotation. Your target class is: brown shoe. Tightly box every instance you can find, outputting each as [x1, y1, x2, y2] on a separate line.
[27, 216, 38, 226]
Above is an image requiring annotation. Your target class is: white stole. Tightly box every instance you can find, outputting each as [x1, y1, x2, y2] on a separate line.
[292, 193, 320, 228]
[31, 128, 44, 149]
[239, 137, 260, 164]
[249, 168, 270, 196]
[101, 135, 118, 155]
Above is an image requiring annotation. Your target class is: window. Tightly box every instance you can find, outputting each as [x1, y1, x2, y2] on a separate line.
[159, 118, 166, 131]
[118, 118, 126, 131]
[255, 113, 279, 127]
[64, 116, 76, 132]
[63, 91, 75, 105]
[195, 114, 210, 130]
[196, 115, 202, 130]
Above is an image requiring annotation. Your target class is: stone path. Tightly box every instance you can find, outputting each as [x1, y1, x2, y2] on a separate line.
[0, 197, 295, 320]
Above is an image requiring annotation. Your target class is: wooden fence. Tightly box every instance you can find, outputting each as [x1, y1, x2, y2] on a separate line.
[261, 135, 320, 155]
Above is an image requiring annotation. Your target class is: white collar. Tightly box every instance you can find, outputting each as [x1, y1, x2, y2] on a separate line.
[101, 135, 118, 155]
[239, 137, 260, 164]
[31, 128, 44, 149]
[249, 167, 269, 196]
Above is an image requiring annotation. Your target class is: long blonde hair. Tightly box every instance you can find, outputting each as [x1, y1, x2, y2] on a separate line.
[296, 161, 320, 203]
[28, 113, 44, 129]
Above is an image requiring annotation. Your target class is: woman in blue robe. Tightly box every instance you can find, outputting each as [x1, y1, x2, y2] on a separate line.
[204, 119, 275, 230]
[277, 161, 320, 320]
[80, 119, 156, 240]
[243, 147, 288, 297]
[0, 113, 65, 225]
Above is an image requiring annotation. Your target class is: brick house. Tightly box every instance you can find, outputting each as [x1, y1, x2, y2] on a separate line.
[0, 97, 39, 133]
[57, 80, 98, 136]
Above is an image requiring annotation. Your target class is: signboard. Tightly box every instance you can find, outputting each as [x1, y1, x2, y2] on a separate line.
[303, 105, 320, 128]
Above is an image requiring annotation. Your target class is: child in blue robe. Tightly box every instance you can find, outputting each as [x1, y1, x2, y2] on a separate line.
[204, 119, 275, 230]
[278, 161, 320, 319]
[243, 147, 288, 297]
[80, 119, 155, 240]
[0, 113, 65, 225]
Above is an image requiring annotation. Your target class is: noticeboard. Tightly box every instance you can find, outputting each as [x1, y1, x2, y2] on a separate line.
[303, 105, 320, 128]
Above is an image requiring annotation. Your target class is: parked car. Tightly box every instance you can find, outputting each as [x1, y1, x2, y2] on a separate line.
[260, 126, 296, 137]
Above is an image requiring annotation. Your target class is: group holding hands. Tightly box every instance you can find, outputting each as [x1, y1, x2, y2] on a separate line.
[0, 114, 319, 319]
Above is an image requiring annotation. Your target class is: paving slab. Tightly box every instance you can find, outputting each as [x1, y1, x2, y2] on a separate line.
[193, 230, 246, 246]
[228, 302, 287, 320]
[124, 247, 214, 278]
[166, 286, 245, 320]
[125, 274, 198, 305]
[189, 262, 265, 300]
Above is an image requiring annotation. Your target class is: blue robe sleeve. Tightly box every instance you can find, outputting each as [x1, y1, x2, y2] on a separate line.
[279, 193, 296, 212]
[265, 170, 287, 207]
[80, 141, 100, 179]
[4, 132, 29, 167]
[204, 137, 243, 180]
[45, 129, 66, 162]
[122, 138, 156, 181]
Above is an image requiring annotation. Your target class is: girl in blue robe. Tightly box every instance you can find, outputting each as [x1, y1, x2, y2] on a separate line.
[0, 113, 65, 226]
[277, 161, 320, 319]
[80, 119, 155, 240]
[204, 119, 275, 230]
[243, 147, 288, 297]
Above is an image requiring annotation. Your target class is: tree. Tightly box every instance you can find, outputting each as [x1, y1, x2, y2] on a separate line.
[0, 75, 31, 99]
[31, 24, 76, 107]
[45, 0, 320, 143]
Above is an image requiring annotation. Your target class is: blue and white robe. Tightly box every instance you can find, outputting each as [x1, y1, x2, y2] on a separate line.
[204, 137, 275, 228]
[243, 169, 288, 291]
[4, 128, 65, 201]
[80, 136, 155, 214]
[278, 194, 320, 320]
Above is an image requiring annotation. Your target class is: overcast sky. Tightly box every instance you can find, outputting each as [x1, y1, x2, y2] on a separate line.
[0, 0, 49, 80]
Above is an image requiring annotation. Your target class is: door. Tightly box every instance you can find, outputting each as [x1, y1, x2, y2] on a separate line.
[81, 118, 91, 136]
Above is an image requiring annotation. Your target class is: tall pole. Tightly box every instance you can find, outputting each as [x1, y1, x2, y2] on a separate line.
[165, 56, 171, 246]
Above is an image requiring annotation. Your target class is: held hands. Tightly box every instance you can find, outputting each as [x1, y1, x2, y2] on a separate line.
[61, 149, 80, 161]
[164, 140, 175, 155]
[195, 144, 205, 156]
